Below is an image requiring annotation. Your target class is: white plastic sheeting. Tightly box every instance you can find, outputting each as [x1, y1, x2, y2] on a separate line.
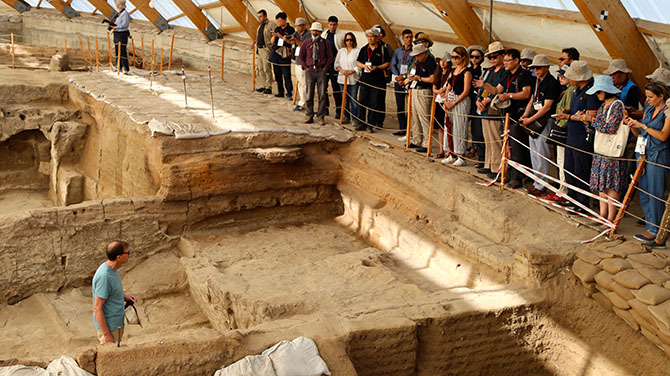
[214, 337, 331, 376]
[0, 357, 92, 376]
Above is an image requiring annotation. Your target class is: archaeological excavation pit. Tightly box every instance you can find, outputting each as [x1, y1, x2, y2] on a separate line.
[2, 6, 670, 376]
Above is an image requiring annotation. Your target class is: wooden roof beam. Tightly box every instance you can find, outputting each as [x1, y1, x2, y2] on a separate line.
[217, 0, 259, 40]
[44, 0, 79, 18]
[2, 0, 30, 13]
[173, 0, 220, 40]
[430, 0, 489, 47]
[273, 0, 310, 24]
[339, 0, 398, 49]
[127, 0, 169, 31]
[85, 0, 117, 20]
[573, 0, 658, 89]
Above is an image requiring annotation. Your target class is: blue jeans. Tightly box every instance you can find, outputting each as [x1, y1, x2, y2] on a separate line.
[638, 151, 670, 236]
[394, 82, 407, 131]
[340, 83, 359, 122]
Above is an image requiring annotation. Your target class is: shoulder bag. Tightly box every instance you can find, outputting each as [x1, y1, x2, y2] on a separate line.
[594, 100, 629, 158]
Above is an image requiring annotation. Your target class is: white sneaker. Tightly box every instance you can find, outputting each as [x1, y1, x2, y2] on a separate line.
[442, 155, 455, 164]
[398, 136, 406, 141]
[453, 157, 466, 167]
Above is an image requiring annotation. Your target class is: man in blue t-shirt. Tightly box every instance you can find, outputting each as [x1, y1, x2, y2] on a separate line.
[92, 240, 136, 344]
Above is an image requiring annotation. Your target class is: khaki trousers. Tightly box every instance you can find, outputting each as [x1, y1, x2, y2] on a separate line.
[98, 326, 124, 345]
[294, 64, 307, 107]
[256, 47, 273, 89]
[410, 88, 433, 148]
[482, 118, 503, 172]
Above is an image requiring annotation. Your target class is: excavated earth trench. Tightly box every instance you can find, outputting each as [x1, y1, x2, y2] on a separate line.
[1, 60, 670, 376]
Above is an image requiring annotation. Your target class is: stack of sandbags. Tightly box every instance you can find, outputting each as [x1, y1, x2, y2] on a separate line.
[573, 243, 670, 355]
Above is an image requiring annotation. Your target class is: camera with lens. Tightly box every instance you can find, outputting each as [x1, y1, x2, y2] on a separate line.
[102, 19, 117, 31]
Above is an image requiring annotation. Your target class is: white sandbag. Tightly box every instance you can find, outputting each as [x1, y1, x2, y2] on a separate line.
[45, 356, 93, 376]
[262, 337, 331, 376]
[213, 355, 275, 376]
[0, 365, 49, 376]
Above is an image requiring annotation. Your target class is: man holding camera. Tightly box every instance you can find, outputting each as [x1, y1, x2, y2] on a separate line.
[92, 240, 136, 344]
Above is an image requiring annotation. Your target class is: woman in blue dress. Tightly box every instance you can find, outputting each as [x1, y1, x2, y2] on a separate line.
[625, 81, 670, 244]
[587, 75, 626, 225]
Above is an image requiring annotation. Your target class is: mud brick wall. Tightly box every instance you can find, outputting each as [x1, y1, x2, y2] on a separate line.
[573, 241, 670, 355]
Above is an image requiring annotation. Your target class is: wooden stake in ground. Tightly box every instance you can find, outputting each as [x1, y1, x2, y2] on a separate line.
[220, 40, 224, 80]
[64, 39, 67, 54]
[151, 39, 154, 72]
[500, 113, 511, 191]
[95, 37, 99, 72]
[168, 34, 175, 70]
[86, 38, 93, 72]
[10, 32, 15, 69]
[208, 66, 215, 119]
[293, 80, 299, 105]
[107, 33, 112, 70]
[406, 89, 413, 150]
[427, 93, 437, 157]
[160, 47, 163, 75]
[78, 36, 88, 70]
[150, 49, 155, 90]
[131, 37, 136, 67]
[340, 76, 348, 126]
[141, 37, 145, 70]
[181, 66, 188, 108]
[252, 51, 256, 92]
[117, 41, 121, 75]
[610, 156, 647, 237]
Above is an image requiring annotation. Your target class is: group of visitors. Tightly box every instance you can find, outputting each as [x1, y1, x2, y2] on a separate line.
[253, 10, 670, 248]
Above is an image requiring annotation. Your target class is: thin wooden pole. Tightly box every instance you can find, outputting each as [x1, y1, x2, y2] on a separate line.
[151, 39, 154, 72]
[427, 93, 437, 157]
[208, 66, 215, 118]
[500, 113, 510, 191]
[77, 36, 86, 69]
[10, 32, 15, 69]
[340, 75, 348, 126]
[220, 40, 224, 80]
[95, 37, 99, 72]
[406, 89, 413, 150]
[64, 39, 67, 54]
[168, 34, 175, 70]
[131, 37, 136, 67]
[117, 41, 121, 75]
[293, 80, 299, 105]
[610, 156, 647, 237]
[150, 50, 155, 90]
[107, 33, 112, 69]
[141, 36, 145, 69]
[252, 51, 256, 91]
[160, 47, 164, 74]
[181, 65, 188, 107]
[86, 38, 93, 71]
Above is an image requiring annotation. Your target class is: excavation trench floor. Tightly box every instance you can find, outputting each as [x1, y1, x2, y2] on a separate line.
[0, 251, 209, 362]
[0, 190, 53, 214]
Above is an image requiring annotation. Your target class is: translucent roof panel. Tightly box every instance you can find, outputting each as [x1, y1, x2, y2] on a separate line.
[494, 0, 669, 23]
[149, 0, 197, 29]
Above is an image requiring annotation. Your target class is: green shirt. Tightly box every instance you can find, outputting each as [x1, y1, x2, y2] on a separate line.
[92, 263, 125, 331]
[555, 85, 576, 128]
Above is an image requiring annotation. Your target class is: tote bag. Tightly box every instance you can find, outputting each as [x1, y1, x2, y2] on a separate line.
[594, 100, 629, 158]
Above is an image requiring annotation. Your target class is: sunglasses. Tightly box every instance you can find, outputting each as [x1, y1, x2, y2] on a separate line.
[470, 55, 482, 59]
[488, 54, 501, 59]
[451, 55, 462, 59]
[345, 39, 354, 42]
[558, 57, 567, 61]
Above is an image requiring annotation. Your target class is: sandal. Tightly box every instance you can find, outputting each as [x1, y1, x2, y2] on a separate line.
[435, 152, 446, 159]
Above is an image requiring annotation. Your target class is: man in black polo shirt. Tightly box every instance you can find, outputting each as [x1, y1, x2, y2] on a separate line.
[269, 12, 295, 98]
[495, 48, 534, 189]
[399, 44, 436, 153]
[355, 28, 391, 132]
[520, 54, 560, 196]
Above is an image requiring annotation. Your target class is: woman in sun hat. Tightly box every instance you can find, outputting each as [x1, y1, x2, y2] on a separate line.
[586, 75, 626, 226]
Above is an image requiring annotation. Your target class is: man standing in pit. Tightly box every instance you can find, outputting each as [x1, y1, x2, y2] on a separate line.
[252, 10, 276, 95]
[92, 240, 136, 344]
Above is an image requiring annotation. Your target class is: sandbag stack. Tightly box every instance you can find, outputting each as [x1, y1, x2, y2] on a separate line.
[572, 242, 670, 355]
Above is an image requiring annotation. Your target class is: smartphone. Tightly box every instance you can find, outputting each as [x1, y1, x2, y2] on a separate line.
[550, 114, 559, 118]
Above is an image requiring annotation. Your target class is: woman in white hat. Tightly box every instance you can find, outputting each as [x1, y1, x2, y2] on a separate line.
[586, 75, 626, 226]
[625, 81, 670, 244]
